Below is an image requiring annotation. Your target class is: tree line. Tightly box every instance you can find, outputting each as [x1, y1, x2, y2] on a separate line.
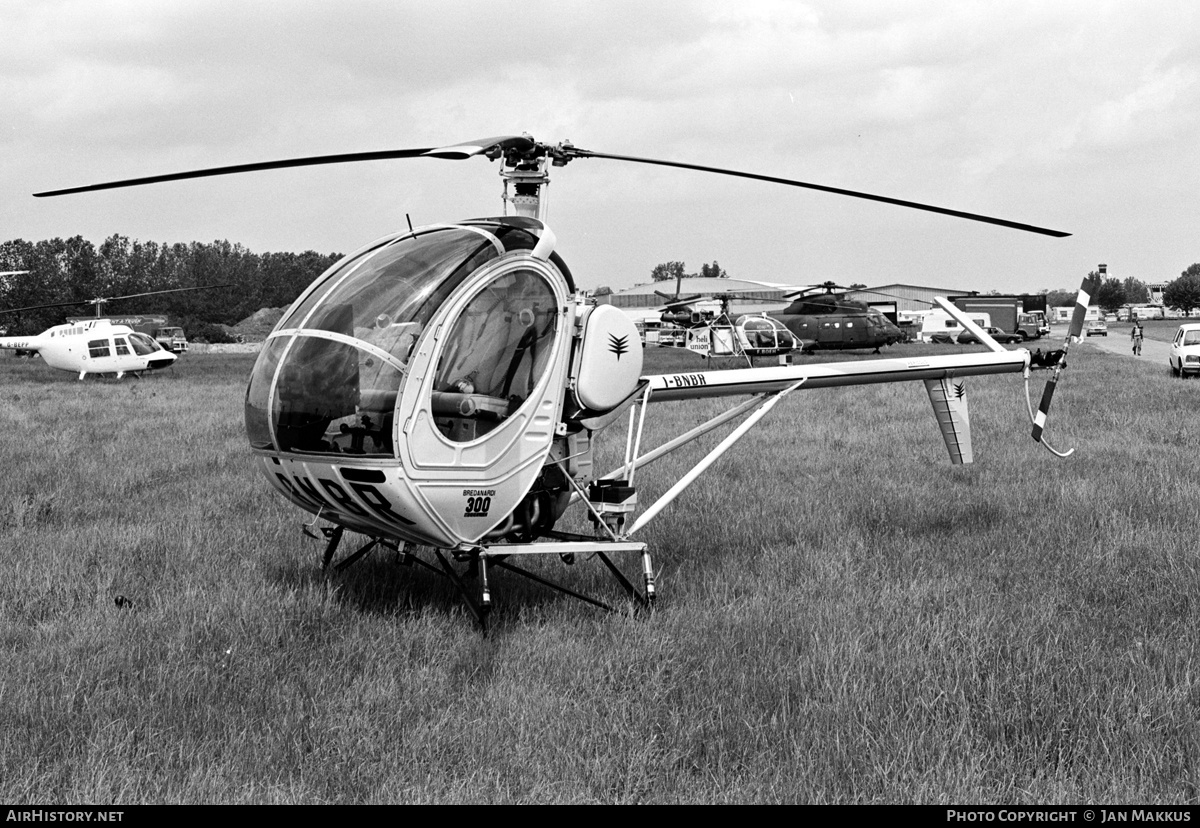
[591, 259, 729, 297]
[1044, 267, 1200, 316]
[0, 235, 342, 339]
[6, 237, 1198, 338]
[650, 260, 729, 282]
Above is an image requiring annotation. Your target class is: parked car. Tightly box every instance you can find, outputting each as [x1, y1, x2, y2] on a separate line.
[1085, 320, 1108, 336]
[1169, 323, 1200, 378]
[957, 326, 1024, 345]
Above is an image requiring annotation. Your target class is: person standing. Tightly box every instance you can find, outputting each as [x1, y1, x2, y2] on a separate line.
[1131, 320, 1144, 356]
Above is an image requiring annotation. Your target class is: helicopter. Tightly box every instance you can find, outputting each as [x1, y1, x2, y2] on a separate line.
[0, 286, 224, 378]
[0, 317, 175, 378]
[34, 134, 1082, 630]
[655, 292, 800, 364]
[767, 282, 906, 353]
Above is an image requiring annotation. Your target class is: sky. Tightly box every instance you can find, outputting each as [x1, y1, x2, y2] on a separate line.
[2, 0, 1198, 296]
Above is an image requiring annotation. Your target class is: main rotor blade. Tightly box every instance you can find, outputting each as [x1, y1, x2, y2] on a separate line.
[424, 134, 537, 160]
[88, 284, 236, 305]
[1, 298, 94, 315]
[33, 148, 439, 197]
[573, 150, 1071, 238]
[0, 283, 233, 315]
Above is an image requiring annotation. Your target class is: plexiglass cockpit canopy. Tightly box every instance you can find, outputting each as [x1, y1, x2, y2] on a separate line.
[245, 218, 570, 458]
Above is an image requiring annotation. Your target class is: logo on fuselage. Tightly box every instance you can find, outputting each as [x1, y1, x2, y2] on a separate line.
[463, 488, 495, 518]
[608, 333, 629, 360]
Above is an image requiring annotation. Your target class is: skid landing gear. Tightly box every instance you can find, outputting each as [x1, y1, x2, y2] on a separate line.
[314, 526, 655, 634]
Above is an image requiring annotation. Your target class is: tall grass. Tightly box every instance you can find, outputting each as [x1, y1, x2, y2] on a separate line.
[1, 341, 1197, 803]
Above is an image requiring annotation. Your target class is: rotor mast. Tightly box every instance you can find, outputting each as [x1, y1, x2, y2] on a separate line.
[500, 158, 551, 221]
[491, 138, 583, 223]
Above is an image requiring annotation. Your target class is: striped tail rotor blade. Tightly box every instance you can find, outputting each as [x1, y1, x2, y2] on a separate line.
[1031, 377, 1058, 443]
[1067, 274, 1102, 341]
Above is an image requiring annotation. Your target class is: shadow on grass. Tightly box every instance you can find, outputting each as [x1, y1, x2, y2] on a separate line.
[266, 537, 647, 631]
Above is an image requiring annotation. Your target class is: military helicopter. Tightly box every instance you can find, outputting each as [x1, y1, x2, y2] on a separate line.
[768, 281, 906, 353]
[0, 286, 222, 378]
[34, 134, 1080, 629]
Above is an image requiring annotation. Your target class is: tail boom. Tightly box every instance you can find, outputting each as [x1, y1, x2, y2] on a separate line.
[644, 349, 1029, 401]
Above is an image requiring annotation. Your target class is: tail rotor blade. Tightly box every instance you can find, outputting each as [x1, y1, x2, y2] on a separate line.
[1029, 373, 1074, 457]
[1031, 378, 1057, 444]
[1067, 274, 1102, 341]
[1028, 272, 1095, 457]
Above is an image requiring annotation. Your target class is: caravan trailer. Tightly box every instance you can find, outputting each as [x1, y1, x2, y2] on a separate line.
[910, 309, 991, 343]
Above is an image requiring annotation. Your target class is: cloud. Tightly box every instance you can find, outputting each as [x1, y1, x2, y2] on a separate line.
[1079, 64, 1199, 148]
[4, 0, 1200, 294]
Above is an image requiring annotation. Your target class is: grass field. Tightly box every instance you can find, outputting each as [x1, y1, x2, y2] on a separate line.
[1, 338, 1198, 804]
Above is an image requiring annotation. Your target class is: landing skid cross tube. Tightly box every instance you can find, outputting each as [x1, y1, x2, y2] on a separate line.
[481, 541, 652, 609]
[313, 523, 652, 633]
[463, 540, 654, 632]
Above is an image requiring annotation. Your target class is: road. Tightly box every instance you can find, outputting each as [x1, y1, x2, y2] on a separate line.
[1067, 328, 1171, 370]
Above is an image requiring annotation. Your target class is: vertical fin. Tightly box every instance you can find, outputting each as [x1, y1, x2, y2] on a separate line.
[925, 377, 972, 464]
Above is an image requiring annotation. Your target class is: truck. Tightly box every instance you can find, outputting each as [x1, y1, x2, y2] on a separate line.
[66, 314, 189, 353]
[951, 296, 1044, 340]
[152, 325, 189, 353]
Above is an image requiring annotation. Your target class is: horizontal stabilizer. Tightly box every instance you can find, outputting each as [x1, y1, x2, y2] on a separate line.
[925, 377, 972, 464]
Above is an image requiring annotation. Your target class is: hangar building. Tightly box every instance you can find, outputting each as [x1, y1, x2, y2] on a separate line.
[837, 283, 974, 320]
[596, 278, 798, 320]
[599, 280, 981, 325]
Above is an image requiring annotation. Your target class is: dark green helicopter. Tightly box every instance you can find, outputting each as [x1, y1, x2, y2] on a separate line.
[769, 282, 905, 353]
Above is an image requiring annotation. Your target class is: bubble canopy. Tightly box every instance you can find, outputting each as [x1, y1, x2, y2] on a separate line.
[244, 218, 569, 457]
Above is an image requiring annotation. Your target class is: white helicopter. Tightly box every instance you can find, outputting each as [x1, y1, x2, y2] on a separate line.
[34, 134, 1090, 629]
[653, 292, 800, 365]
[0, 319, 175, 379]
[0, 287, 220, 379]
